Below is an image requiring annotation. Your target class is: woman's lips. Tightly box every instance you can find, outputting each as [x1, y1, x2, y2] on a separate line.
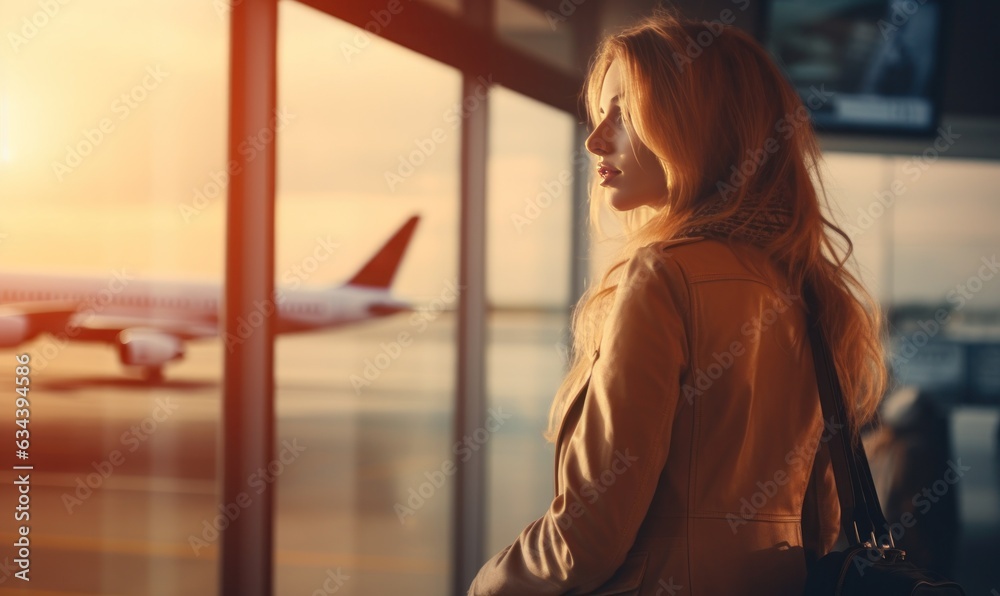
[598, 164, 621, 186]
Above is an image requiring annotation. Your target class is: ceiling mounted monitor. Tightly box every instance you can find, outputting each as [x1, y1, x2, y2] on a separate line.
[760, 0, 951, 136]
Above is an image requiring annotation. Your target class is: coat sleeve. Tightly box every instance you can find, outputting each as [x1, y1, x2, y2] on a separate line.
[468, 246, 691, 595]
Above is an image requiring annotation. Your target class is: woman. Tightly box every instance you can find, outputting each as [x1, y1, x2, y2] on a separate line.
[469, 9, 887, 596]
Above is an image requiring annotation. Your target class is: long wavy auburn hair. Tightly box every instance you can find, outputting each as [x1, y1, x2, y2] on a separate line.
[543, 8, 888, 443]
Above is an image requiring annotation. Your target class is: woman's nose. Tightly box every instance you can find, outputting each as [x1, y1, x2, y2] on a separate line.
[585, 122, 611, 156]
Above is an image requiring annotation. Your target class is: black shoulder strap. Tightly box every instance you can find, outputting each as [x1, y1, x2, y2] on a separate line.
[803, 281, 890, 548]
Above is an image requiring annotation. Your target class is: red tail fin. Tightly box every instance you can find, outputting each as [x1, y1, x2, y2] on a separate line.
[346, 216, 419, 289]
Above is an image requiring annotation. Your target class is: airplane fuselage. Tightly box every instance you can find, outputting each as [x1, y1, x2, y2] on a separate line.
[0, 270, 403, 337]
[0, 215, 419, 379]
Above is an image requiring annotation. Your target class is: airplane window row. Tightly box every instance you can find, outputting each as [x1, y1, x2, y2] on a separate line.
[1, 288, 326, 316]
[1, 289, 218, 311]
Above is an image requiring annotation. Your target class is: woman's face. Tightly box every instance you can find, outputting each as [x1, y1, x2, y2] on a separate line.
[585, 59, 669, 211]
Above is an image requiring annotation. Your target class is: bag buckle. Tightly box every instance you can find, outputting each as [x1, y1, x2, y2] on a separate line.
[864, 531, 906, 562]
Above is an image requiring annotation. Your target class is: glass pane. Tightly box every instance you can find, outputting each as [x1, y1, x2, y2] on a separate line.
[817, 152, 890, 301]
[276, 2, 460, 594]
[484, 85, 575, 556]
[0, 0, 227, 593]
[821, 151, 1000, 310]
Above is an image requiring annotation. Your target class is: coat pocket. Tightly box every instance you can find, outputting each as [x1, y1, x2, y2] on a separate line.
[588, 552, 649, 596]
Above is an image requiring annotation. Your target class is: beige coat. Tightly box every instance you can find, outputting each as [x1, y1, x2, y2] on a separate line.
[469, 236, 841, 595]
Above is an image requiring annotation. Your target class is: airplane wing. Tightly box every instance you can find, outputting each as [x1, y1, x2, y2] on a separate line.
[0, 302, 216, 345]
[0, 301, 82, 345]
[66, 314, 218, 343]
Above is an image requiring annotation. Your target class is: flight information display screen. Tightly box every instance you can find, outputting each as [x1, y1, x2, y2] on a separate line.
[762, 0, 949, 135]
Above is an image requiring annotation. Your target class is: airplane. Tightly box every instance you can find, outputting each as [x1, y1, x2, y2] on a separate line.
[0, 216, 420, 381]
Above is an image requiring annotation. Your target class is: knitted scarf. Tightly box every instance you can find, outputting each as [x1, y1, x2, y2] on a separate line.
[678, 190, 795, 247]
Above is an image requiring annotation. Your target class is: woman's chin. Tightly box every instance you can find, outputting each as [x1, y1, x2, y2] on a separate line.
[605, 188, 669, 212]
[606, 191, 647, 212]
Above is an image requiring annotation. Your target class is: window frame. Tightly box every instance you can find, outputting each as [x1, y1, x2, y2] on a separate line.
[222, 1, 593, 594]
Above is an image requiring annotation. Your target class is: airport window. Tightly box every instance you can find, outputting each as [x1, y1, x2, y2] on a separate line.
[274, 2, 460, 592]
[0, 0, 229, 592]
[484, 85, 575, 556]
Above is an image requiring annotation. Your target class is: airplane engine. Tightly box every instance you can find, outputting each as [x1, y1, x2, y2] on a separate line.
[0, 315, 31, 348]
[117, 329, 185, 367]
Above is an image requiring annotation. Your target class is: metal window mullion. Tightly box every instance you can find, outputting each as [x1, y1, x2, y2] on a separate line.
[221, 0, 278, 595]
[452, 71, 490, 596]
[452, 1, 493, 592]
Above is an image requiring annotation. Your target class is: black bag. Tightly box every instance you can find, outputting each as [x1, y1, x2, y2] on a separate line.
[801, 283, 965, 596]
